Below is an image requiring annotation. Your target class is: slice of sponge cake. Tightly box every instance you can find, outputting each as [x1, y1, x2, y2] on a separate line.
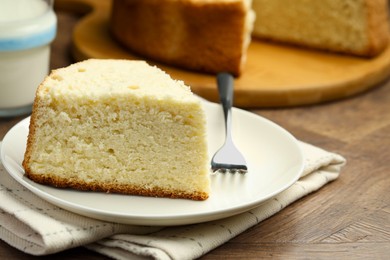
[23, 59, 210, 200]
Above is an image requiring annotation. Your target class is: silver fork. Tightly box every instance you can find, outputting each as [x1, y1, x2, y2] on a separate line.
[211, 73, 248, 174]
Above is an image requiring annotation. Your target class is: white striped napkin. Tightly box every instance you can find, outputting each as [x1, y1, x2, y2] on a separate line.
[0, 141, 345, 260]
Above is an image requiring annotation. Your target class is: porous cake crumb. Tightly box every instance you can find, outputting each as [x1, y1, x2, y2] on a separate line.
[23, 59, 210, 200]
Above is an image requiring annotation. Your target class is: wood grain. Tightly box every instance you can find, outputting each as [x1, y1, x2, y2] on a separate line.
[0, 8, 389, 260]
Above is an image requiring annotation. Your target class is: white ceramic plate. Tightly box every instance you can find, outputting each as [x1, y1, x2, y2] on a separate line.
[1, 101, 304, 226]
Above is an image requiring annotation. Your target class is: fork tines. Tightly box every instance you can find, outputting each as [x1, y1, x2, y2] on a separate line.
[211, 165, 248, 174]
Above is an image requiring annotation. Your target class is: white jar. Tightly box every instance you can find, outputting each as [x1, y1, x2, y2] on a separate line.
[0, 0, 57, 117]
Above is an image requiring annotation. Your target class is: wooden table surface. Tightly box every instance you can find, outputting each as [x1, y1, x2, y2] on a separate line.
[1, 11, 389, 260]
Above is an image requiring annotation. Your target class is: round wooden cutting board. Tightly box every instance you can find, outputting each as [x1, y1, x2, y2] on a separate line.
[56, 0, 390, 108]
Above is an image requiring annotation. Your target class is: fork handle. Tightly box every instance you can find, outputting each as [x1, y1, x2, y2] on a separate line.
[217, 72, 234, 108]
[217, 72, 234, 139]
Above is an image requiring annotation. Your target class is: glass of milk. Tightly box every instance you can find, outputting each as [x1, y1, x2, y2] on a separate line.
[0, 0, 57, 117]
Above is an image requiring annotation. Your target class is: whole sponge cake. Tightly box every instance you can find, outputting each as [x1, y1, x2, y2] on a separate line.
[23, 59, 210, 200]
[110, 0, 255, 76]
[110, 0, 389, 78]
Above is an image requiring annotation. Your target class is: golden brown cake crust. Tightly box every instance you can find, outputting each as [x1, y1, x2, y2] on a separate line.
[22, 82, 45, 175]
[23, 171, 209, 201]
[363, 0, 390, 57]
[110, 0, 248, 76]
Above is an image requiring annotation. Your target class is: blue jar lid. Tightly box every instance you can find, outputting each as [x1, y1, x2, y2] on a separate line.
[0, 0, 57, 51]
